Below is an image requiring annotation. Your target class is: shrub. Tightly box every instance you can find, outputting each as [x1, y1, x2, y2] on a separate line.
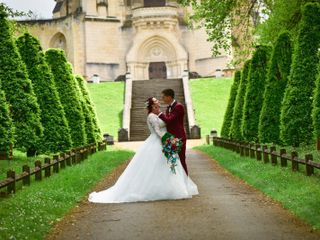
[75, 75, 101, 144]
[0, 5, 43, 156]
[16, 33, 73, 153]
[242, 45, 271, 142]
[45, 49, 87, 147]
[0, 86, 13, 156]
[280, 2, 320, 147]
[230, 60, 251, 140]
[258, 32, 293, 144]
[221, 71, 241, 137]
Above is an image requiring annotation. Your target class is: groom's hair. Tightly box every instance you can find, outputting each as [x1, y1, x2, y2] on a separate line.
[162, 89, 175, 98]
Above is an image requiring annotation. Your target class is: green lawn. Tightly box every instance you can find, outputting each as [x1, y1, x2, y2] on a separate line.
[196, 144, 320, 230]
[0, 148, 134, 240]
[87, 82, 124, 138]
[190, 77, 233, 137]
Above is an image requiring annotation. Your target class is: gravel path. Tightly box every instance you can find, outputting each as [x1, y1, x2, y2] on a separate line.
[46, 149, 320, 240]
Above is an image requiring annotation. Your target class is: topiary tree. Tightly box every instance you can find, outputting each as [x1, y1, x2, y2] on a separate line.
[242, 45, 271, 142]
[16, 33, 73, 153]
[313, 64, 320, 150]
[280, 2, 320, 147]
[0, 5, 43, 156]
[221, 71, 241, 137]
[45, 49, 87, 147]
[0, 85, 13, 157]
[75, 75, 101, 143]
[258, 32, 293, 144]
[229, 60, 251, 140]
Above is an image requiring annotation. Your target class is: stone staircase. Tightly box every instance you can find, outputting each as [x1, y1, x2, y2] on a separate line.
[130, 78, 190, 141]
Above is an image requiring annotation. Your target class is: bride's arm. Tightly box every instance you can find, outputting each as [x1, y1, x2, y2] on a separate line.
[148, 114, 165, 138]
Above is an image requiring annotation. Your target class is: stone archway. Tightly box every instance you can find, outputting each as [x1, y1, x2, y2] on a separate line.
[126, 34, 188, 80]
[49, 32, 67, 54]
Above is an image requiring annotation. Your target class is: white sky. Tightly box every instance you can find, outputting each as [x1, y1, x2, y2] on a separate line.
[0, 0, 56, 19]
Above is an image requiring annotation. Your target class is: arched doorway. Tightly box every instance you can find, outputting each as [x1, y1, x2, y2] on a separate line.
[149, 62, 167, 79]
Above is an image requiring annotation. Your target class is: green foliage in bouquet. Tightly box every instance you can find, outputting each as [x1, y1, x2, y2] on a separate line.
[16, 33, 72, 153]
[280, 2, 320, 147]
[221, 71, 241, 138]
[258, 32, 293, 144]
[75, 75, 101, 143]
[0, 5, 43, 156]
[242, 45, 271, 142]
[230, 60, 251, 140]
[45, 49, 87, 147]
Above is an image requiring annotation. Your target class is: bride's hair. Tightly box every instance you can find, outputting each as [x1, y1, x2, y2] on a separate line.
[145, 97, 155, 114]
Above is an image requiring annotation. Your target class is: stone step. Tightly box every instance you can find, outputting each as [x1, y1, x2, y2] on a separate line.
[130, 78, 189, 141]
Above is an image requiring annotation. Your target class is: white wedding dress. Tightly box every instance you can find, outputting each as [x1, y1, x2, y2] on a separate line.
[88, 113, 199, 203]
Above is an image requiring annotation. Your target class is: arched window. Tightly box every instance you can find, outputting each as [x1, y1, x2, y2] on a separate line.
[49, 32, 67, 54]
[144, 0, 165, 7]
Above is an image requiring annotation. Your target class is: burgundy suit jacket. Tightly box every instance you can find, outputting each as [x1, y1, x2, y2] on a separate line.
[159, 101, 186, 141]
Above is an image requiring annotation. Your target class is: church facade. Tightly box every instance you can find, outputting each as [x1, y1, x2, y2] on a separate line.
[21, 0, 232, 81]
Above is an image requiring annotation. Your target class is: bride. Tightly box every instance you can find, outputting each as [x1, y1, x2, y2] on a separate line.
[88, 97, 198, 203]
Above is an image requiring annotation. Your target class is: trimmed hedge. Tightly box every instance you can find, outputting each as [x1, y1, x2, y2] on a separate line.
[16, 33, 73, 153]
[0, 5, 43, 156]
[230, 60, 251, 140]
[45, 49, 87, 147]
[75, 75, 101, 144]
[221, 71, 241, 137]
[242, 45, 271, 142]
[280, 3, 320, 147]
[0, 85, 13, 156]
[258, 32, 293, 144]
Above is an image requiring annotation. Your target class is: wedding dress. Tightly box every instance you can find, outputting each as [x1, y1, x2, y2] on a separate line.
[88, 113, 199, 203]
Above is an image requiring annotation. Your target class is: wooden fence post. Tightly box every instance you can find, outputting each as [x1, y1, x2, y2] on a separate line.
[245, 143, 250, 157]
[255, 144, 261, 161]
[291, 151, 299, 172]
[59, 153, 66, 169]
[35, 160, 42, 181]
[53, 155, 59, 173]
[249, 143, 255, 159]
[7, 170, 15, 194]
[22, 165, 30, 185]
[44, 158, 51, 177]
[263, 145, 269, 163]
[65, 152, 72, 166]
[270, 146, 277, 166]
[280, 149, 287, 167]
[305, 154, 314, 176]
[240, 142, 245, 156]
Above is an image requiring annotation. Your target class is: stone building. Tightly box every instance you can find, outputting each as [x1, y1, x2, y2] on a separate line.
[21, 0, 232, 81]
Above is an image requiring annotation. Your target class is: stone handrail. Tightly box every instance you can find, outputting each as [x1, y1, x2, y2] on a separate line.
[182, 71, 196, 128]
[122, 74, 132, 138]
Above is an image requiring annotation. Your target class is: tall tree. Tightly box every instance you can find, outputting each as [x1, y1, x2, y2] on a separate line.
[16, 33, 73, 153]
[313, 63, 320, 150]
[280, 2, 320, 147]
[230, 60, 251, 140]
[258, 32, 293, 144]
[45, 49, 87, 147]
[242, 45, 270, 142]
[0, 85, 13, 157]
[75, 75, 101, 144]
[221, 71, 241, 137]
[0, 5, 43, 156]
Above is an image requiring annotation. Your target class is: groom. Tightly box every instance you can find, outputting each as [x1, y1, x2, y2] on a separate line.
[156, 89, 188, 176]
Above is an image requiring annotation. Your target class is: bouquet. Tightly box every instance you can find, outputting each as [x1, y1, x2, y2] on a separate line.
[161, 132, 183, 174]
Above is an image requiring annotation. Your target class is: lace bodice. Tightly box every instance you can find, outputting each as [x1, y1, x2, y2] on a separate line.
[147, 113, 167, 138]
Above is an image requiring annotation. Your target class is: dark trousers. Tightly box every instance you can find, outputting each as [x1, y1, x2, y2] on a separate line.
[178, 139, 188, 176]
